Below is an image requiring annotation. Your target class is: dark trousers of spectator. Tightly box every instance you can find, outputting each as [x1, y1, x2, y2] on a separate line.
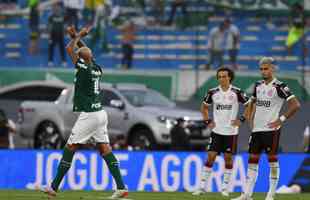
[29, 6, 40, 54]
[65, 8, 78, 28]
[29, 6, 39, 33]
[48, 33, 66, 63]
[228, 49, 238, 68]
[166, 1, 187, 25]
[121, 43, 134, 69]
[206, 50, 224, 69]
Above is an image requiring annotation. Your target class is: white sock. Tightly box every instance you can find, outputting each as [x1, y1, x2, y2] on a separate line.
[200, 166, 212, 190]
[245, 163, 258, 197]
[268, 162, 280, 196]
[222, 168, 232, 192]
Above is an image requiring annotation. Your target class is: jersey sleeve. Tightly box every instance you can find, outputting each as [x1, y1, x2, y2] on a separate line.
[237, 90, 250, 105]
[276, 83, 295, 101]
[203, 90, 213, 105]
[251, 82, 259, 101]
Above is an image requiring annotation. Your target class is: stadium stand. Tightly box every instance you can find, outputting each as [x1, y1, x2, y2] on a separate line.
[0, 0, 308, 70]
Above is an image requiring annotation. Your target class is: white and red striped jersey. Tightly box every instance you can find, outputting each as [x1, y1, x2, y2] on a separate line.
[203, 85, 250, 135]
[251, 78, 295, 132]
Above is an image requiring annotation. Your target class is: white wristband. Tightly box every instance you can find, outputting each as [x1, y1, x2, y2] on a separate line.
[279, 115, 286, 123]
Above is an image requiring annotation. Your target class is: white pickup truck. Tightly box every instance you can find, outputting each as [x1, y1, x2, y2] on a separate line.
[18, 82, 209, 149]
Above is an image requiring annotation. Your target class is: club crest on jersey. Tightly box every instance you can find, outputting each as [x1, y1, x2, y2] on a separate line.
[228, 94, 234, 101]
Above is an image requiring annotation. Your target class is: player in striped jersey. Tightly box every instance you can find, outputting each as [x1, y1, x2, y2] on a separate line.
[193, 67, 250, 197]
[232, 57, 300, 200]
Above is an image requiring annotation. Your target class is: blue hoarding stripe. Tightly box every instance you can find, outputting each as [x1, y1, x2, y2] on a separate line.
[0, 150, 307, 192]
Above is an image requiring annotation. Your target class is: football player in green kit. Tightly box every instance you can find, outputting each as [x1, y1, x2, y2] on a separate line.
[40, 26, 128, 199]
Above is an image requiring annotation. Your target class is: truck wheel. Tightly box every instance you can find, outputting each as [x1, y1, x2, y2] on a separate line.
[34, 121, 64, 149]
[130, 129, 157, 150]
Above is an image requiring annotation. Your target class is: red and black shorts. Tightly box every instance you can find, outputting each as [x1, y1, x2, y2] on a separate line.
[248, 130, 281, 154]
[207, 132, 238, 154]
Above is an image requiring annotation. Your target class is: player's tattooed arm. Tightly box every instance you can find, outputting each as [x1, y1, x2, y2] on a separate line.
[268, 97, 300, 129]
[284, 97, 301, 119]
[268, 83, 301, 129]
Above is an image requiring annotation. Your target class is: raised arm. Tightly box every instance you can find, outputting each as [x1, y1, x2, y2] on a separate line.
[66, 35, 81, 65]
[67, 26, 88, 48]
[66, 26, 92, 64]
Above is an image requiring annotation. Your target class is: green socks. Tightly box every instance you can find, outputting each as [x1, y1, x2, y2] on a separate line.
[51, 146, 75, 191]
[50, 148, 125, 191]
[103, 152, 126, 189]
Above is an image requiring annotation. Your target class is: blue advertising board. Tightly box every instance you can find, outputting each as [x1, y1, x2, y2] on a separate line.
[0, 150, 309, 192]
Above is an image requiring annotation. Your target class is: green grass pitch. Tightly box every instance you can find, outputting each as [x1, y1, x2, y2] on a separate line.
[0, 191, 309, 200]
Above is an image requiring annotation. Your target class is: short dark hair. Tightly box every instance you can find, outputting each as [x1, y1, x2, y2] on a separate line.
[216, 67, 235, 83]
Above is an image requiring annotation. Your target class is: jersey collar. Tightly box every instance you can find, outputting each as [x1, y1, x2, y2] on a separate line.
[263, 78, 277, 86]
[219, 84, 232, 93]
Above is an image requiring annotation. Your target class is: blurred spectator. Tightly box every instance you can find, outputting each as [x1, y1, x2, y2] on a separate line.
[170, 118, 190, 151]
[225, 19, 240, 69]
[206, 19, 240, 70]
[83, 0, 96, 24]
[89, 0, 113, 52]
[120, 21, 136, 69]
[28, 0, 40, 55]
[48, 3, 66, 67]
[166, 0, 187, 26]
[286, 2, 306, 55]
[0, 109, 16, 149]
[146, 0, 165, 25]
[63, 0, 85, 29]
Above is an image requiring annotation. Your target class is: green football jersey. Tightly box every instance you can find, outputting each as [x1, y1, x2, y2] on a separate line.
[73, 58, 103, 112]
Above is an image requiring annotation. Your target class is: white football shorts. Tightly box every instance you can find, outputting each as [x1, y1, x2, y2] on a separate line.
[68, 110, 110, 144]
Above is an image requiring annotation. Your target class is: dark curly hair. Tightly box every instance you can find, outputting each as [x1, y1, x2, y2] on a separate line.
[216, 67, 235, 83]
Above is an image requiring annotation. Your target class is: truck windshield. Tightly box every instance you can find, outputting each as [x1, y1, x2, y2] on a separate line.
[120, 89, 175, 107]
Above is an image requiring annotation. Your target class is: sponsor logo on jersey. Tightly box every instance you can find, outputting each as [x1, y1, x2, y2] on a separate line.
[256, 99, 271, 107]
[216, 104, 232, 110]
[91, 103, 101, 109]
